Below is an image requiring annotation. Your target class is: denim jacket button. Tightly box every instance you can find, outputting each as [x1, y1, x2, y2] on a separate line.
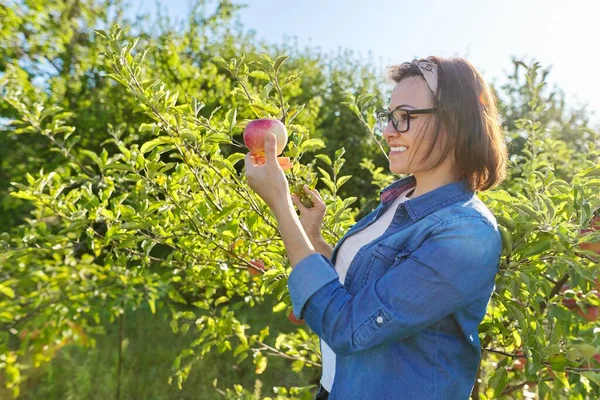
[376, 316, 384, 324]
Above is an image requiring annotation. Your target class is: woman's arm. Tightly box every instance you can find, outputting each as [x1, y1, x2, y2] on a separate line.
[271, 202, 318, 267]
[308, 235, 334, 260]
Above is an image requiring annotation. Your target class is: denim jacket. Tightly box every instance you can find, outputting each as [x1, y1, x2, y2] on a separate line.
[287, 175, 501, 399]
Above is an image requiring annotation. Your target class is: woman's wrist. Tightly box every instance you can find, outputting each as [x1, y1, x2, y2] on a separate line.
[306, 231, 324, 243]
[308, 234, 333, 260]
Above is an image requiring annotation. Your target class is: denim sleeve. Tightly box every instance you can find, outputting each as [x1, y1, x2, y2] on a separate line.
[286, 218, 501, 357]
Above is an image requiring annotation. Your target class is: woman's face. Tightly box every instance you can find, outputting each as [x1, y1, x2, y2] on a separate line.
[383, 76, 453, 176]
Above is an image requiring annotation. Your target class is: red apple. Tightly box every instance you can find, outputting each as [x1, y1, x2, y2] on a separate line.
[287, 311, 305, 325]
[579, 215, 600, 254]
[243, 119, 288, 157]
[512, 351, 527, 371]
[562, 298, 577, 308]
[561, 284, 599, 321]
[561, 285, 579, 309]
[247, 259, 265, 276]
[576, 305, 599, 321]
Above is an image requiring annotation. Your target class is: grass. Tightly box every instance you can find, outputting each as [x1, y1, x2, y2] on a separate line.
[7, 297, 321, 399]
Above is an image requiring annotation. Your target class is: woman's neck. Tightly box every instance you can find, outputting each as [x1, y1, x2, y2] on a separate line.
[409, 169, 463, 199]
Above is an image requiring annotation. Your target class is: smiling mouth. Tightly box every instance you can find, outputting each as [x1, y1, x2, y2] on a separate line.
[389, 146, 408, 154]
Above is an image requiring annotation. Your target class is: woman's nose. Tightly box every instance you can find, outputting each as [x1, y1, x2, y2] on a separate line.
[382, 121, 399, 139]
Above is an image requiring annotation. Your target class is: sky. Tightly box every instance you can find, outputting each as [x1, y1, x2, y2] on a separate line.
[130, 0, 600, 128]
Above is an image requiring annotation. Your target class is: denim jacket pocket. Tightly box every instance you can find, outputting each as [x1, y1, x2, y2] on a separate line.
[360, 242, 412, 288]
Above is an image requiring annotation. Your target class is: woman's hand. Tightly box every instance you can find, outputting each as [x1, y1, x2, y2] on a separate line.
[244, 133, 291, 212]
[291, 185, 327, 239]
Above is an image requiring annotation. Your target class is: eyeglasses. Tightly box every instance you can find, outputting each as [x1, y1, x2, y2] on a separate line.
[374, 106, 438, 134]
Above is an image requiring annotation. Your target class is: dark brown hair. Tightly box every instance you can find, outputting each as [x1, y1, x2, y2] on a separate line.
[387, 56, 508, 192]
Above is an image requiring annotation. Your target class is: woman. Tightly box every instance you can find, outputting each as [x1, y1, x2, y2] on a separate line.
[245, 56, 508, 400]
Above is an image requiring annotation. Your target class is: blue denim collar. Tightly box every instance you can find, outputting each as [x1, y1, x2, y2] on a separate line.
[379, 175, 474, 221]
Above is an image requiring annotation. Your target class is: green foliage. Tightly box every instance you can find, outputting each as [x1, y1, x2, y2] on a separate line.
[1, 1, 599, 399]
[0, 12, 356, 398]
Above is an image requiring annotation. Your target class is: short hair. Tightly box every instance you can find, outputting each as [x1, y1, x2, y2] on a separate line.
[387, 56, 508, 191]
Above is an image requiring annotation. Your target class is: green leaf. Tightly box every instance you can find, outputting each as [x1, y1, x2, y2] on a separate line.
[520, 236, 552, 259]
[147, 298, 156, 314]
[94, 29, 108, 39]
[272, 302, 287, 313]
[205, 133, 231, 144]
[180, 324, 190, 334]
[53, 126, 75, 135]
[214, 203, 240, 222]
[571, 343, 598, 360]
[233, 343, 249, 357]
[510, 203, 541, 220]
[273, 55, 288, 74]
[249, 70, 270, 81]
[489, 366, 508, 396]
[212, 56, 227, 66]
[292, 359, 305, 372]
[80, 149, 104, 168]
[168, 289, 187, 304]
[586, 178, 600, 187]
[581, 371, 600, 385]
[284, 72, 304, 85]
[300, 138, 326, 152]
[0, 285, 15, 299]
[335, 147, 346, 159]
[258, 326, 269, 342]
[227, 152, 245, 166]
[214, 296, 229, 306]
[578, 165, 600, 177]
[140, 137, 174, 154]
[342, 196, 357, 208]
[547, 353, 567, 372]
[498, 225, 513, 256]
[254, 353, 268, 374]
[139, 123, 155, 133]
[315, 154, 332, 166]
[541, 196, 555, 222]
[260, 54, 274, 64]
[225, 108, 237, 132]
[332, 207, 346, 223]
[336, 175, 352, 188]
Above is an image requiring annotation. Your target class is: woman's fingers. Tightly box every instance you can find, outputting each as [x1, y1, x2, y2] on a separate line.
[254, 155, 266, 165]
[276, 157, 292, 171]
[304, 185, 323, 203]
[291, 193, 307, 211]
[250, 154, 292, 171]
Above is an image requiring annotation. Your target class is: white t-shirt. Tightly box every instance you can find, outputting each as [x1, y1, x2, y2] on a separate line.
[320, 186, 414, 392]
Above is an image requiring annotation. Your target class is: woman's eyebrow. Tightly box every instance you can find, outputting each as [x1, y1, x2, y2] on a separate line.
[388, 104, 416, 111]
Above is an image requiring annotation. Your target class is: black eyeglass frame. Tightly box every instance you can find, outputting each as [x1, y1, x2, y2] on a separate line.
[375, 106, 438, 133]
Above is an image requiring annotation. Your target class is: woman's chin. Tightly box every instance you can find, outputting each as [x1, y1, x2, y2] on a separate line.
[389, 163, 407, 175]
